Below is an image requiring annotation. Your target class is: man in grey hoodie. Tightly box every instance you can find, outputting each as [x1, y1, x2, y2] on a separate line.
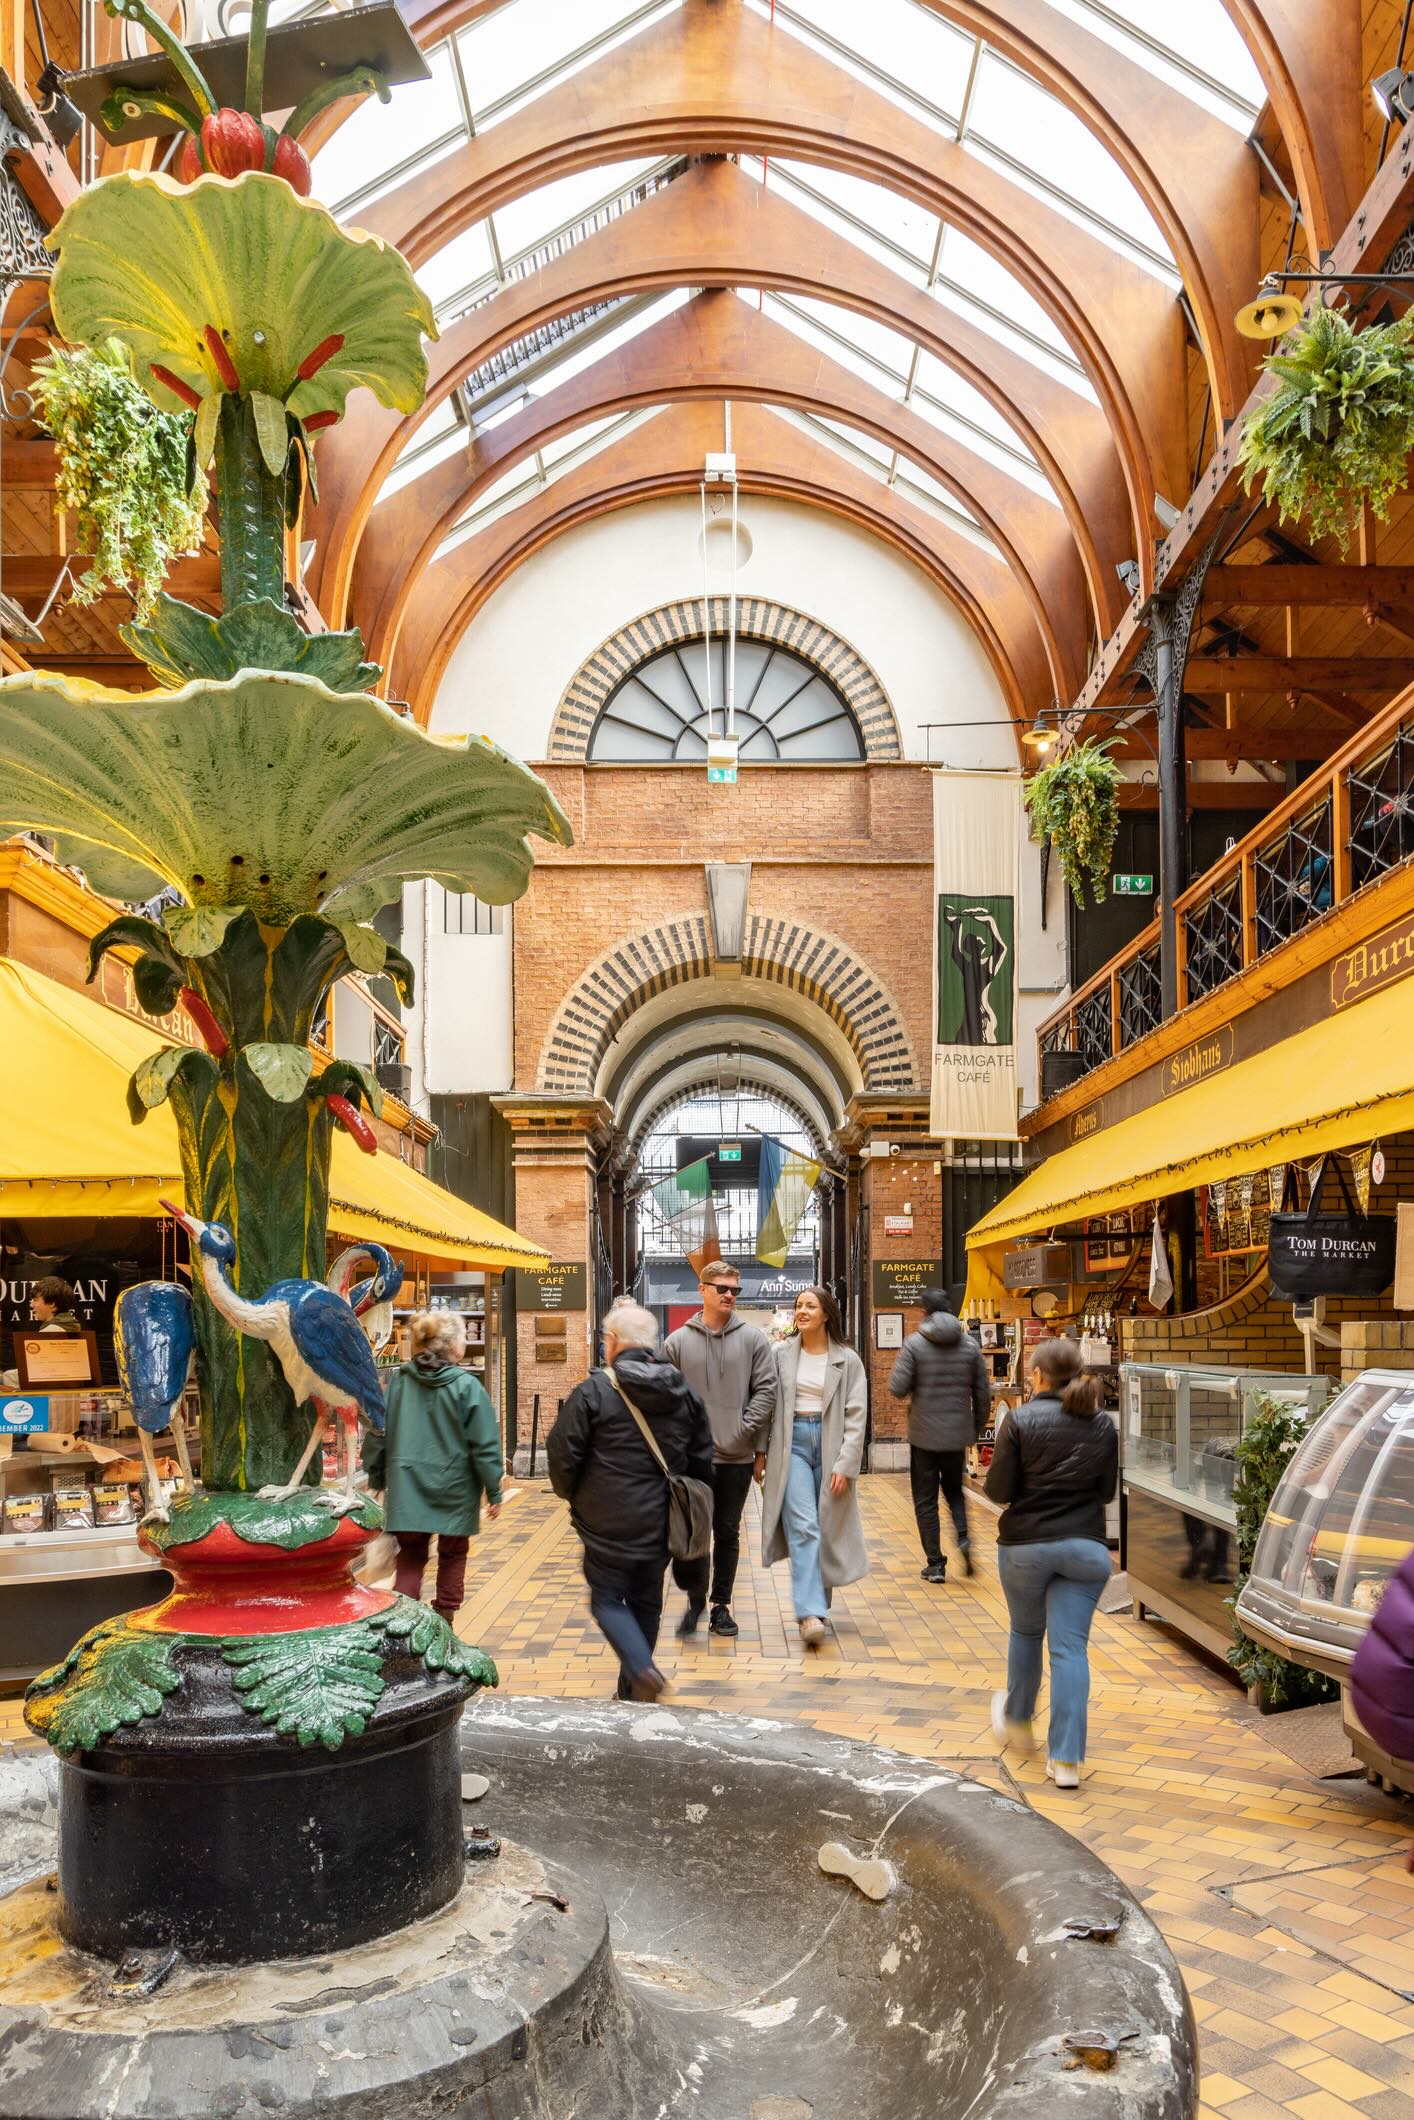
[663, 1261, 775, 1637]
[887, 1289, 991, 1584]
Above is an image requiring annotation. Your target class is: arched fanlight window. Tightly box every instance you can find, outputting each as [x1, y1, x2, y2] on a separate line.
[589, 636, 864, 763]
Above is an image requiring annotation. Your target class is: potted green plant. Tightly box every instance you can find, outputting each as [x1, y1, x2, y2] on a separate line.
[1237, 304, 1414, 551]
[1024, 734, 1121, 908]
[32, 337, 207, 619]
[1227, 1392, 1338, 1711]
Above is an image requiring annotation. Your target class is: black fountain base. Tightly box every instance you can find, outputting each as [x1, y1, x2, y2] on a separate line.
[0, 1699, 1199, 2119]
[54, 1644, 469, 1963]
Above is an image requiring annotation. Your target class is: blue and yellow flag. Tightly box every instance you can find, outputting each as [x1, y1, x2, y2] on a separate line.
[755, 1134, 821, 1269]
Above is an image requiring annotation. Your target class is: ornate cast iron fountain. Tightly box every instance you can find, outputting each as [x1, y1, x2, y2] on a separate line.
[0, 0, 569, 1962]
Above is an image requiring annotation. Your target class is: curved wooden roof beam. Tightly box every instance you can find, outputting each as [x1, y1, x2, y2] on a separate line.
[1221, 0, 1363, 253]
[395, 401, 1049, 737]
[350, 290, 1088, 701]
[308, 160, 1128, 635]
[352, 0, 1186, 579]
[912, 0, 1257, 422]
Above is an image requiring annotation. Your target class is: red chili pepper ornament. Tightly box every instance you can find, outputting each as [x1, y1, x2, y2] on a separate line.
[326, 1093, 377, 1154]
[178, 987, 230, 1059]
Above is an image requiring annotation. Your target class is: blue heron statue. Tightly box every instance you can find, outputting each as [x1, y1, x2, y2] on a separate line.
[162, 1201, 386, 1511]
[113, 1279, 197, 1521]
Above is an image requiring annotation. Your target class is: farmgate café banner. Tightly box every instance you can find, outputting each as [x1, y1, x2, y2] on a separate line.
[930, 769, 1021, 1142]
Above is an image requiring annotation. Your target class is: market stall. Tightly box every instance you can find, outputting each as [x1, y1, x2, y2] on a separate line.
[1, 957, 546, 1679]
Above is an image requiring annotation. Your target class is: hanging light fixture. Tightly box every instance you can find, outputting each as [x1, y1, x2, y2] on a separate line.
[1372, 67, 1414, 125]
[701, 407, 740, 785]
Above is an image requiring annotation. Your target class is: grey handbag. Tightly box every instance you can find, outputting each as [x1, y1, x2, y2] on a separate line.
[605, 1367, 713, 1564]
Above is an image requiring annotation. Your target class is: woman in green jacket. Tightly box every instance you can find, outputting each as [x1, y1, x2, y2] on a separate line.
[365, 1309, 504, 1620]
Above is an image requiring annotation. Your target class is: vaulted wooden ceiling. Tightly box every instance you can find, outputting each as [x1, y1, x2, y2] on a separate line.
[4, 0, 1413, 756]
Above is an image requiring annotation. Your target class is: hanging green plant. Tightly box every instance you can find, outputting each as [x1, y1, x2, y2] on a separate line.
[31, 337, 207, 619]
[1237, 305, 1414, 552]
[1226, 1392, 1338, 1711]
[1024, 735, 1121, 909]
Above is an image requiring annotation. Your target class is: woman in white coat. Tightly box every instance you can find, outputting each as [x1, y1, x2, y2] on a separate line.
[758, 1286, 869, 1648]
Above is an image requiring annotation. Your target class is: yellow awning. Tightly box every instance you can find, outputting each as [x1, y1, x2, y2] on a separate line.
[965, 971, 1414, 1300]
[1, 958, 547, 1271]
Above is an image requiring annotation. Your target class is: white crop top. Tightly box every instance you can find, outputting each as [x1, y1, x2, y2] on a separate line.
[795, 1347, 828, 1416]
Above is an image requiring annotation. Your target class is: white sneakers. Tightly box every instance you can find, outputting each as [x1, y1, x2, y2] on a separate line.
[990, 1692, 1082, 1784]
[990, 1689, 1038, 1756]
[799, 1616, 827, 1648]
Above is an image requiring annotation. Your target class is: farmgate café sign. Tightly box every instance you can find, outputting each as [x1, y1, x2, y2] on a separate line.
[1331, 914, 1414, 1009]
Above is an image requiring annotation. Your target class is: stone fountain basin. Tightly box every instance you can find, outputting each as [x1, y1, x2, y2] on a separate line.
[0, 1701, 1196, 2118]
[463, 1697, 1194, 2118]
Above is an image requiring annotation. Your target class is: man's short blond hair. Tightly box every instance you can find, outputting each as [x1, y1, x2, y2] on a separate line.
[604, 1299, 658, 1350]
[699, 1260, 741, 1287]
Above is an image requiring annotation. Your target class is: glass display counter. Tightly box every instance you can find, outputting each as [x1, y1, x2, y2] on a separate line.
[1236, 1369, 1414, 1685]
[1120, 1361, 1330, 1664]
[0, 1385, 182, 1682]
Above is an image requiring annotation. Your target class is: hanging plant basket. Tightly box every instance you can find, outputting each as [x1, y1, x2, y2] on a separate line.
[31, 338, 207, 620]
[1237, 304, 1414, 552]
[1024, 735, 1121, 909]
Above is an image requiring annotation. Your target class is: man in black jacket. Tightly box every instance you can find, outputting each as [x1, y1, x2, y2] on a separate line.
[887, 1291, 991, 1583]
[548, 1300, 713, 1702]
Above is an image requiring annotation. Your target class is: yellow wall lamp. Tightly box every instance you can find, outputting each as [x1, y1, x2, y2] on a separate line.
[1237, 264, 1414, 340]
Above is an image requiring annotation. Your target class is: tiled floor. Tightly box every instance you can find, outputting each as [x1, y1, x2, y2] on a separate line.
[6, 1474, 1414, 2118]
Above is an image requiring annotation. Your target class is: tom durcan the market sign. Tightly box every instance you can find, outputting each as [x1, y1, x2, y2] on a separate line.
[0, 0, 569, 1965]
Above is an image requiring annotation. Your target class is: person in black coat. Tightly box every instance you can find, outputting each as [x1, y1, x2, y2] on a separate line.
[887, 1290, 991, 1583]
[548, 1300, 713, 1702]
[984, 1335, 1117, 1789]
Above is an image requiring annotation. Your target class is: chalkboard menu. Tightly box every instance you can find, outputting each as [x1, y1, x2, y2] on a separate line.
[871, 1259, 940, 1309]
[513, 1263, 586, 1311]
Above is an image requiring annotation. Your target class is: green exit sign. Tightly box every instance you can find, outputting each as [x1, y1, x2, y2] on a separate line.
[707, 764, 737, 783]
[718, 1143, 743, 1162]
[1113, 873, 1154, 896]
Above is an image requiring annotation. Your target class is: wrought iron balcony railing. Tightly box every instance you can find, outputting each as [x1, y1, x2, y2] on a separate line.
[1035, 684, 1414, 1101]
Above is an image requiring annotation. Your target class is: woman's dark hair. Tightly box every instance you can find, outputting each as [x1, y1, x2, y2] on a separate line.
[33, 1275, 78, 1310]
[1029, 1334, 1101, 1417]
[798, 1284, 846, 1345]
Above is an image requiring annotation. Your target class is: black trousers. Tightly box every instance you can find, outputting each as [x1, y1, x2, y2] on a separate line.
[674, 1459, 755, 1609]
[910, 1446, 969, 1564]
[583, 1549, 666, 1699]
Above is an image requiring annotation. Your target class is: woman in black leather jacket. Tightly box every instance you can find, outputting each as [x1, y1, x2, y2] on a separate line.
[984, 1336, 1117, 1788]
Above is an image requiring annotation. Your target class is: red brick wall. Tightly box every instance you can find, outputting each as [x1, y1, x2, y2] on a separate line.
[863, 1147, 942, 1441]
[513, 763, 932, 1094]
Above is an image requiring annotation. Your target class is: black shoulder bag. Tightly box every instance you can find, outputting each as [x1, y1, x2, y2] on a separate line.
[604, 1367, 713, 1563]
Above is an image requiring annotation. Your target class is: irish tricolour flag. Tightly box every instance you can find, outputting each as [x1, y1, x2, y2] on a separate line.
[649, 1157, 722, 1276]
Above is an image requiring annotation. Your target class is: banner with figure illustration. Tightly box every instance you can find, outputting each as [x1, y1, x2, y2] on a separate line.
[930, 770, 1021, 1142]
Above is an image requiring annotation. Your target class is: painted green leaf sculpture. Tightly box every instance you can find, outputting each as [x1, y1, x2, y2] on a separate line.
[143, 1487, 381, 1554]
[121, 593, 381, 693]
[224, 1619, 388, 1748]
[26, 1620, 183, 1753]
[378, 1595, 499, 1687]
[0, 668, 572, 924]
[47, 170, 436, 424]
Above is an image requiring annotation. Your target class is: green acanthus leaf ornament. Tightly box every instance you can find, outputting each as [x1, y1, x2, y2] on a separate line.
[46, 170, 436, 428]
[120, 594, 382, 694]
[0, 668, 572, 924]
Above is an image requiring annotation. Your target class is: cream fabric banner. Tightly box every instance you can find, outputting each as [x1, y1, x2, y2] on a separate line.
[930, 770, 1021, 1142]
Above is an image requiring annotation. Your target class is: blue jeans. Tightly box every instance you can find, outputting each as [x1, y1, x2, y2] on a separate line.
[997, 1538, 1110, 1764]
[783, 1416, 827, 1620]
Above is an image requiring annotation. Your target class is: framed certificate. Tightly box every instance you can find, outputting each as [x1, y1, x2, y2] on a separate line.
[15, 1330, 100, 1388]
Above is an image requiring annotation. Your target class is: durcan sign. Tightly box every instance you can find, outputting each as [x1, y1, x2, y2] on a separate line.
[1331, 913, 1414, 1009]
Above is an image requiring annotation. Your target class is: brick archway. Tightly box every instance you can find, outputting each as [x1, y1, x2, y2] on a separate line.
[536, 912, 918, 1095]
[547, 596, 902, 763]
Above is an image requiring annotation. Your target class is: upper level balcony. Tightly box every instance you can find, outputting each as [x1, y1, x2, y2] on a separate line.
[1034, 684, 1414, 1116]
